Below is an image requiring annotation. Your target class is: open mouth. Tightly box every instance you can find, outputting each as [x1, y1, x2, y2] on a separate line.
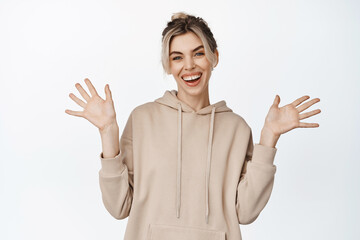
[181, 73, 202, 82]
[181, 73, 202, 87]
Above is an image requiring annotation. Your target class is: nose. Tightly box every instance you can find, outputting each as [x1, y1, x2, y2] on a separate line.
[184, 56, 195, 70]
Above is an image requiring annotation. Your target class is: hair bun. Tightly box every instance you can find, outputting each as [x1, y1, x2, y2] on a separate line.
[171, 12, 189, 21]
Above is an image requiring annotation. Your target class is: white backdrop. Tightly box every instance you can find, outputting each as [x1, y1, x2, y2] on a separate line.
[1, 0, 359, 239]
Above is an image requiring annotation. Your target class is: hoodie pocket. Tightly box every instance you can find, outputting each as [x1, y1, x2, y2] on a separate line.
[147, 223, 226, 240]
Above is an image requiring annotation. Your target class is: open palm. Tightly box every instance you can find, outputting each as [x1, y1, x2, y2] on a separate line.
[65, 78, 117, 131]
[263, 95, 321, 137]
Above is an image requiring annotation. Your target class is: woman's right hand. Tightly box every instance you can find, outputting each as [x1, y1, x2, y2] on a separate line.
[65, 78, 117, 132]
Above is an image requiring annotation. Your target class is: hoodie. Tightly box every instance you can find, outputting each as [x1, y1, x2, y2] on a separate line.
[98, 89, 277, 240]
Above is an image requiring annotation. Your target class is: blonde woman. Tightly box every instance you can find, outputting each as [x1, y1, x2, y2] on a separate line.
[65, 12, 321, 240]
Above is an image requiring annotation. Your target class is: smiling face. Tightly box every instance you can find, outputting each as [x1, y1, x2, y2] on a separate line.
[169, 31, 218, 99]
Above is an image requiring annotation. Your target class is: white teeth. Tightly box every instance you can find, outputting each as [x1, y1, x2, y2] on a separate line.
[182, 74, 201, 81]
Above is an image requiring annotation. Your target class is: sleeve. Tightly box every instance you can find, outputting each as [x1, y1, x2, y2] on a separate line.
[235, 128, 277, 225]
[98, 112, 134, 220]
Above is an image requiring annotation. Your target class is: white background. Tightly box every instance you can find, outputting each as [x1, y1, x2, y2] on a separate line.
[0, 0, 359, 239]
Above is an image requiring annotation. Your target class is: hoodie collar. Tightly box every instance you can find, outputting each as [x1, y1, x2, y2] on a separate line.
[155, 90, 232, 115]
[155, 90, 232, 224]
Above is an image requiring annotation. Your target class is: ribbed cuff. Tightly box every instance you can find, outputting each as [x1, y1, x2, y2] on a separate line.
[99, 151, 126, 176]
[251, 144, 277, 165]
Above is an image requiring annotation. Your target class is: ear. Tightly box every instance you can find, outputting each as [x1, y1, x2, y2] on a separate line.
[213, 49, 219, 68]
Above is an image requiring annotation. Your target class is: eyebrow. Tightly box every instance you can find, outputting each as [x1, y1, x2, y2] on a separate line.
[169, 45, 204, 56]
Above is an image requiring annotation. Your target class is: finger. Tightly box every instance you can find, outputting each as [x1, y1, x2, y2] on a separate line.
[298, 122, 320, 128]
[84, 78, 99, 97]
[272, 95, 280, 107]
[299, 109, 321, 120]
[75, 83, 91, 102]
[69, 93, 86, 108]
[297, 98, 320, 113]
[291, 95, 310, 108]
[105, 84, 112, 102]
[65, 109, 83, 117]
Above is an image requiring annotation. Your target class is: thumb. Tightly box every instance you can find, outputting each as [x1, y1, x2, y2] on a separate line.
[273, 94, 280, 107]
[105, 84, 112, 101]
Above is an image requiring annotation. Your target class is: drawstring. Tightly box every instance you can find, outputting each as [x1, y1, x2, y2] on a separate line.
[176, 102, 216, 225]
[176, 103, 182, 219]
[206, 106, 216, 224]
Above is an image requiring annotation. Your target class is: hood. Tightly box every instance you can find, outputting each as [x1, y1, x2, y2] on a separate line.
[154, 90, 233, 224]
[155, 89, 232, 114]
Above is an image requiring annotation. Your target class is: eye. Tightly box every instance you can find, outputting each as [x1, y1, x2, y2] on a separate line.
[172, 56, 182, 61]
[195, 52, 204, 57]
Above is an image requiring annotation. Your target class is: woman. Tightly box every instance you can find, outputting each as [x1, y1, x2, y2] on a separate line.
[65, 12, 321, 240]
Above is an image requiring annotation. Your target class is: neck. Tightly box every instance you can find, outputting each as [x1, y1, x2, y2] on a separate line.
[176, 87, 210, 112]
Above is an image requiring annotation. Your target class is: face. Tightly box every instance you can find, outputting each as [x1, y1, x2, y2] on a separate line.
[169, 31, 218, 98]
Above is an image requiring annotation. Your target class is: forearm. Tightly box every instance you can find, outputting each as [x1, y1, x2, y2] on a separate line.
[236, 144, 277, 224]
[99, 121, 120, 158]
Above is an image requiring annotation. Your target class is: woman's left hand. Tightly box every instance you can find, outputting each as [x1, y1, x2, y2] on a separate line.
[262, 95, 321, 137]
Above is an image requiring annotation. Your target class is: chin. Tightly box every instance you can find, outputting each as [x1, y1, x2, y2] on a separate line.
[173, 70, 211, 96]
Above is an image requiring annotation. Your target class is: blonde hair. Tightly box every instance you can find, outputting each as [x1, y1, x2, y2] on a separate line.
[161, 12, 218, 74]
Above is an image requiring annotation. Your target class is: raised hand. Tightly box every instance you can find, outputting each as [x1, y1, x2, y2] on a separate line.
[262, 95, 321, 139]
[65, 78, 117, 132]
[259, 95, 321, 148]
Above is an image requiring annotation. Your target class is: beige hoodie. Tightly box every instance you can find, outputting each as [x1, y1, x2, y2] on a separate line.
[98, 90, 277, 240]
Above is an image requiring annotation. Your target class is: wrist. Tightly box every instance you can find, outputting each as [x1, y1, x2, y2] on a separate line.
[99, 120, 120, 159]
[99, 120, 119, 136]
[260, 127, 280, 148]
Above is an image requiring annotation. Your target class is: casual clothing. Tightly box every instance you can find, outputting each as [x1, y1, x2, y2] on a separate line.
[98, 89, 277, 240]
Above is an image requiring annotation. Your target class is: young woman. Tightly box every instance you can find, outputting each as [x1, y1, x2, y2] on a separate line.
[65, 12, 321, 240]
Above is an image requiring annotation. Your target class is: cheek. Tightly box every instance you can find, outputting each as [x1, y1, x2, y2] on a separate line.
[170, 62, 182, 74]
[196, 58, 211, 70]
